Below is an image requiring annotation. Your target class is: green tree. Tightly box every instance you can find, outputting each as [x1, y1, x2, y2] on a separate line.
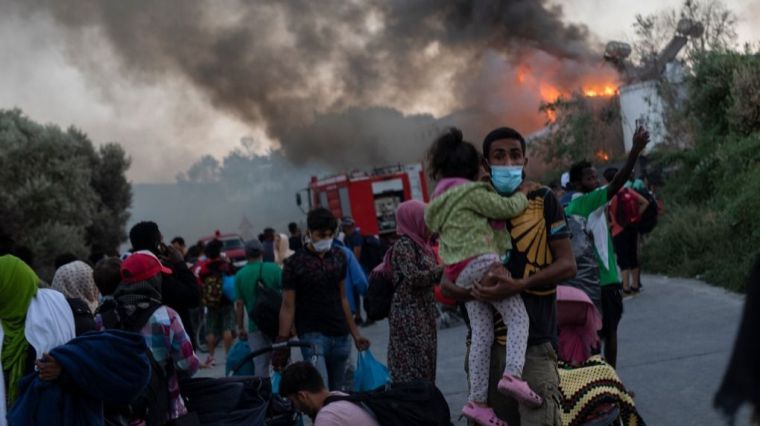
[632, 0, 737, 66]
[643, 50, 760, 292]
[0, 109, 131, 279]
[533, 93, 623, 175]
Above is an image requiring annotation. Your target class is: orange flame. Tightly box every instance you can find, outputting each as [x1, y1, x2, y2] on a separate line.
[539, 83, 561, 103]
[583, 84, 617, 98]
[511, 61, 619, 124]
[595, 149, 610, 162]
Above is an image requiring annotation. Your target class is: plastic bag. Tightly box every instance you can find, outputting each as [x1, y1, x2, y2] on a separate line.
[222, 274, 237, 302]
[226, 339, 255, 376]
[353, 350, 390, 392]
[271, 371, 282, 395]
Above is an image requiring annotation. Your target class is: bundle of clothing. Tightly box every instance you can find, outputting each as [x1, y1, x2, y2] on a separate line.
[8, 330, 151, 426]
[557, 356, 645, 426]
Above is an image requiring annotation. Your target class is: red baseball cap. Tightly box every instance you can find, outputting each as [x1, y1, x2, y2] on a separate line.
[121, 251, 173, 284]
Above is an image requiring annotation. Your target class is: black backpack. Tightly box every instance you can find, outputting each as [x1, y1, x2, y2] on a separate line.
[324, 381, 452, 426]
[98, 303, 172, 426]
[634, 188, 659, 235]
[360, 236, 387, 273]
[363, 244, 397, 321]
[249, 263, 282, 341]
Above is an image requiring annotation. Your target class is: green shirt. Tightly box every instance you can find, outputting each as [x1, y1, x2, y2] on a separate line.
[234, 260, 282, 331]
[564, 187, 620, 286]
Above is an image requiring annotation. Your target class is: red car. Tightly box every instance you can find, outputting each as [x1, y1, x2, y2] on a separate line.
[199, 231, 247, 268]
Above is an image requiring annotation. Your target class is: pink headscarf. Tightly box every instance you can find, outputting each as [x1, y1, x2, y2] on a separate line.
[374, 200, 432, 274]
[395, 200, 433, 255]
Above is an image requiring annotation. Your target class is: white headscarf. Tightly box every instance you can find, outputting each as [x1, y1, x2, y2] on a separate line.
[52, 260, 100, 314]
[0, 289, 75, 426]
[275, 233, 294, 266]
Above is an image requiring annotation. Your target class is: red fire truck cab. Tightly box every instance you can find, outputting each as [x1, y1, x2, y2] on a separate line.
[296, 163, 429, 236]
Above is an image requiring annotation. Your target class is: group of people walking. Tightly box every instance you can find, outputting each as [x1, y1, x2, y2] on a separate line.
[1, 122, 654, 426]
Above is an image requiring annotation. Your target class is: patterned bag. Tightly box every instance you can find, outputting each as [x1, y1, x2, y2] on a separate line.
[201, 273, 224, 308]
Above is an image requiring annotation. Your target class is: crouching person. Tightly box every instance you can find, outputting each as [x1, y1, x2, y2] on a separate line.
[280, 361, 379, 426]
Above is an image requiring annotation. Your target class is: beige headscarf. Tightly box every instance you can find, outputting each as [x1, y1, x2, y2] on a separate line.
[51, 260, 100, 314]
[274, 233, 294, 266]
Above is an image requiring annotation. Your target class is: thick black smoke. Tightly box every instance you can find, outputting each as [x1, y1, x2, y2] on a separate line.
[5, 0, 599, 167]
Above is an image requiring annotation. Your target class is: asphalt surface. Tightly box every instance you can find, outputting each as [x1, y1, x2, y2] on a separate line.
[198, 274, 751, 425]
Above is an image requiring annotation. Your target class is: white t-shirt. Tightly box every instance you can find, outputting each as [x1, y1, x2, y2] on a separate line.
[314, 392, 380, 426]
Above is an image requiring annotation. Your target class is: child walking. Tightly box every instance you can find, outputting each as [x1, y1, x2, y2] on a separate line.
[424, 128, 543, 426]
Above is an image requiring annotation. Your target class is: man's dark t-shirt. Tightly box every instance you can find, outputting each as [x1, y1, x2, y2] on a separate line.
[289, 235, 303, 252]
[282, 246, 349, 337]
[263, 241, 276, 263]
[494, 187, 570, 348]
[345, 231, 363, 252]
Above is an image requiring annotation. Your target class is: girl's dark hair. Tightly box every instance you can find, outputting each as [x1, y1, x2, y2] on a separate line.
[427, 127, 480, 181]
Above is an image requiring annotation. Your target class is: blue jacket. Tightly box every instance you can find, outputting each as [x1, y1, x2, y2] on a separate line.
[334, 239, 368, 313]
[8, 330, 151, 426]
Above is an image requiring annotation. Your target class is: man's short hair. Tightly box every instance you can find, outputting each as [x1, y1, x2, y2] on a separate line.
[130, 221, 161, 251]
[603, 167, 619, 184]
[171, 236, 186, 247]
[280, 361, 325, 396]
[569, 161, 594, 184]
[94, 257, 122, 296]
[482, 127, 527, 158]
[307, 208, 338, 232]
[204, 239, 224, 259]
[288, 222, 299, 234]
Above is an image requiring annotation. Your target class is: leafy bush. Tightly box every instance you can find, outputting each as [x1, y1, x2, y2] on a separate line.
[644, 50, 760, 292]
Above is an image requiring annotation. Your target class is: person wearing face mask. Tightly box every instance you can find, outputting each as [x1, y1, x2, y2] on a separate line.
[425, 128, 536, 425]
[273, 208, 370, 391]
[441, 127, 578, 426]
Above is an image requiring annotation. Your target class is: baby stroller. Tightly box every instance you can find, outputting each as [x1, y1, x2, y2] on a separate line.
[180, 341, 314, 426]
[556, 285, 644, 426]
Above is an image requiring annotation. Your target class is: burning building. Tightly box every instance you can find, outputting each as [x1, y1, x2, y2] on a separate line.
[605, 18, 704, 152]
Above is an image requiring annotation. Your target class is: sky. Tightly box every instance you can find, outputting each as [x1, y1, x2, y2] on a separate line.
[0, 0, 757, 183]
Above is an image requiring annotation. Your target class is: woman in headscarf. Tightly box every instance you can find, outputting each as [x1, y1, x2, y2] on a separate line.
[274, 233, 294, 266]
[387, 200, 444, 382]
[1, 255, 76, 425]
[52, 260, 99, 335]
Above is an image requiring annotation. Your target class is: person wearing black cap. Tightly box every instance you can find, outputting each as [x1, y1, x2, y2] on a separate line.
[234, 239, 283, 377]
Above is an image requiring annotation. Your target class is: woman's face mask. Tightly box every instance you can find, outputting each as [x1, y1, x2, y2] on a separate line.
[490, 165, 524, 194]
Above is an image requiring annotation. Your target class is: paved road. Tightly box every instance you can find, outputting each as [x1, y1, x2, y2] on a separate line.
[198, 274, 750, 425]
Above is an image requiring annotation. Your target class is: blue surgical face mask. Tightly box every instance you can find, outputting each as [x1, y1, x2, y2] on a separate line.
[490, 165, 524, 194]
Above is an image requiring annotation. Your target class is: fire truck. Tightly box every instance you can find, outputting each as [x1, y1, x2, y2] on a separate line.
[296, 163, 429, 236]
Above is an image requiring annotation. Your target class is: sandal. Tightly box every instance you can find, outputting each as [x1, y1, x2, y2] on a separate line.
[498, 374, 543, 408]
[460, 402, 507, 426]
[203, 355, 216, 368]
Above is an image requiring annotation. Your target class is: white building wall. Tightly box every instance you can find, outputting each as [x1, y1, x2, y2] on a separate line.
[619, 80, 667, 153]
